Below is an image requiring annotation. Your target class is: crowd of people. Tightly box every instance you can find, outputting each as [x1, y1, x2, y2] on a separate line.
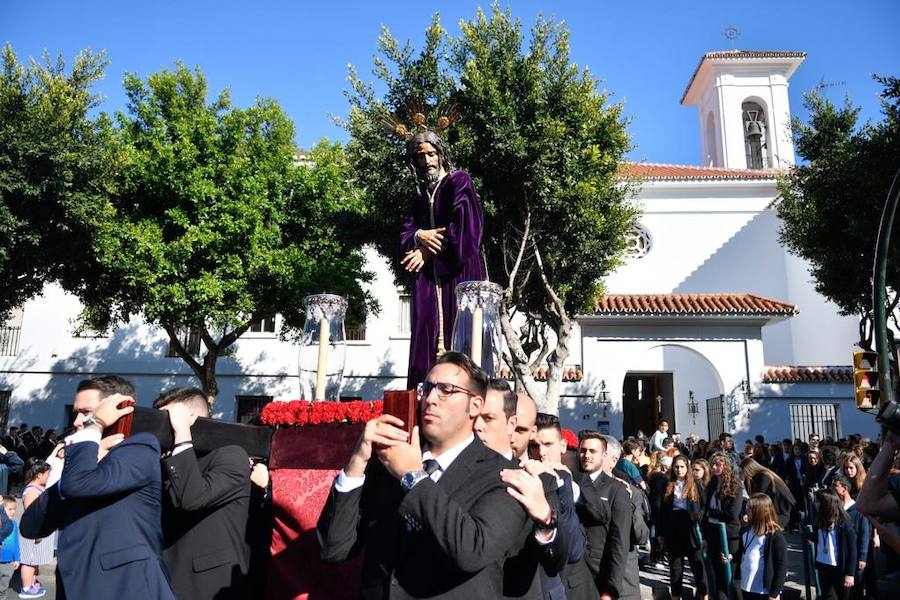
[0, 356, 895, 599]
[622, 419, 900, 600]
[320, 352, 900, 600]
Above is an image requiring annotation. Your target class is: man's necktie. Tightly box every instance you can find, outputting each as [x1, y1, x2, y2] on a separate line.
[423, 459, 441, 476]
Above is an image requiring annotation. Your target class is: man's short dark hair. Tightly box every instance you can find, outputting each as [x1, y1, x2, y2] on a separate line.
[433, 351, 488, 399]
[535, 413, 562, 434]
[153, 386, 210, 416]
[821, 445, 838, 465]
[486, 378, 517, 419]
[578, 430, 606, 450]
[719, 432, 732, 441]
[76, 375, 137, 401]
[831, 473, 851, 490]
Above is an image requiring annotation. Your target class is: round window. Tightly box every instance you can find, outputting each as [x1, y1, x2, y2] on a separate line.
[624, 226, 652, 258]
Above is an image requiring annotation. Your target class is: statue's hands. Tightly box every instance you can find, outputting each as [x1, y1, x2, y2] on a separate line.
[415, 227, 446, 253]
[401, 248, 431, 272]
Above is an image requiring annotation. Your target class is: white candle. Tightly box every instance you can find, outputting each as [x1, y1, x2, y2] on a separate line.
[315, 317, 329, 400]
[471, 306, 483, 367]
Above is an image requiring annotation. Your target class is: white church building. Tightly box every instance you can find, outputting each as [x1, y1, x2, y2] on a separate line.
[0, 50, 880, 442]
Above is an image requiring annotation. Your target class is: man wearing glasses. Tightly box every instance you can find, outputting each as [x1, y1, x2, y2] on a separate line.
[318, 352, 531, 599]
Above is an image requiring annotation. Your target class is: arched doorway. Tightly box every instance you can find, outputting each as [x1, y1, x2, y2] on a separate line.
[621, 344, 724, 439]
[621, 372, 672, 439]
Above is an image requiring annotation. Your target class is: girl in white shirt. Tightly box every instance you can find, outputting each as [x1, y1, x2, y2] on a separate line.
[731, 493, 787, 600]
[809, 489, 857, 600]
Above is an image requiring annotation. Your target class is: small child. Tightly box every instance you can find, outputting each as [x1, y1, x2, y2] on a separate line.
[0, 496, 19, 596]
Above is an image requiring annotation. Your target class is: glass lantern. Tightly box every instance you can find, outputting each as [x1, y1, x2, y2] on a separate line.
[298, 294, 348, 401]
[451, 281, 503, 376]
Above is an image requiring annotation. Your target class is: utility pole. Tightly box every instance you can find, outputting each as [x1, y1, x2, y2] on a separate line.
[872, 169, 900, 410]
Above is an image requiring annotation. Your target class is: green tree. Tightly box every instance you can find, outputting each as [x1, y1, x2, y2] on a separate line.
[0, 44, 110, 320]
[75, 63, 371, 406]
[777, 75, 900, 347]
[345, 6, 638, 412]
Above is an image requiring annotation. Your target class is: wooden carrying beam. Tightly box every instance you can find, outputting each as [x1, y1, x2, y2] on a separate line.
[130, 406, 273, 459]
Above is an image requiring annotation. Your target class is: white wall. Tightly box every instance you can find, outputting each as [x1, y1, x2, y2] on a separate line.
[743, 382, 880, 441]
[573, 321, 765, 437]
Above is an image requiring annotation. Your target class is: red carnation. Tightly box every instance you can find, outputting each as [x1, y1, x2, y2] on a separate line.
[561, 428, 578, 448]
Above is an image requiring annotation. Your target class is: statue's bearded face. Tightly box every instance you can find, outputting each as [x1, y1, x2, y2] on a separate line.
[413, 141, 442, 185]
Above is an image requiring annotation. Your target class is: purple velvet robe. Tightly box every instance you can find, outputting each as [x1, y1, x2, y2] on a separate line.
[401, 170, 485, 389]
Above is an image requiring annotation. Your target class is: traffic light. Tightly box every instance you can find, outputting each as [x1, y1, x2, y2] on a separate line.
[853, 351, 880, 410]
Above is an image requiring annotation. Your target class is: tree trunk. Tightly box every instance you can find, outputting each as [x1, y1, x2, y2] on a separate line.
[499, 305, 546, 406]
[542, 315, 573, 415]
[163, 321, 253, 412]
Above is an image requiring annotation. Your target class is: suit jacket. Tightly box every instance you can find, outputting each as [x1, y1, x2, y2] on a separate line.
[620, 481, 648, 600]
[846, 504, 871, 564]
[576, 471, 630, 598]
[750, 472, 795, 521]
[503, 471, 567, 600]
[20, 433, 174, 600]
[733, 530, 787, 596]
[317, 436, 530, 599]
[807, 520, 857, 577]
[162, 444, 252, 600]
[557, 472, 597, 600]
[702, 477, 743, 543]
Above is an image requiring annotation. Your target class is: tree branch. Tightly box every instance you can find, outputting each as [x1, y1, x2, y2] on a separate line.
[532, 244, 567, 326]
[162, 323, 204, 379]
[504, 200, 531, 300]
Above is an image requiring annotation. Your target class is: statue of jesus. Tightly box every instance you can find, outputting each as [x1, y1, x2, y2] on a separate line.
[399, 130, 485, 389]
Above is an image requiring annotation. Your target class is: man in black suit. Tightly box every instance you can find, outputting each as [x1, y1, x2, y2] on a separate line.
[474, 382, 566, 599]
[603, 436, 648, 600]
[20, 377, 175, 600]
[529, 413, 596, 600]
[155, 387, 251, 600]
[576, 431, 630, 600]
[317, 351, 530, 599]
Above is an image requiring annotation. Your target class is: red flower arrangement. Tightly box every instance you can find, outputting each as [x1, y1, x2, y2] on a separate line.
[261, 400, 383, 427]
[561, 428, 578, 448]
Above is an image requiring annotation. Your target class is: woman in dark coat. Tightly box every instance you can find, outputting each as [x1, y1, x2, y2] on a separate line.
[657, 455, 707, 600]
[808, 489, 857, 600]
[703, 452, 744, 600]
[740, 457, 796, 529]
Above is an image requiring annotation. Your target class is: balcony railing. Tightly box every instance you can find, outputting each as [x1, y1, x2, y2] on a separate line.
[0, 327, 21, 356]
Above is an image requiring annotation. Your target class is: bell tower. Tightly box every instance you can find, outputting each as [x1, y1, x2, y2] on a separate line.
[681, 50, 806, 170]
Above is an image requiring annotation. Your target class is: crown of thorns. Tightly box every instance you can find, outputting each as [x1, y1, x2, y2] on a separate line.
[379, 101, 460, 141]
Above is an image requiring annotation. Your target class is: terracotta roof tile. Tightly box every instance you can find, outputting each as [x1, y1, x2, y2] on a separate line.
[762, 366, 852, 384]
[498, 365, 583, 382]
[594, 293, 797, 316]
[620, 162, 779, 181]
[703, 50, 807, 60]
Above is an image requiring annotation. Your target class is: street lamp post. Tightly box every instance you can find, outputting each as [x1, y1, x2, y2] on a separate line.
[595, 380, 611, 419]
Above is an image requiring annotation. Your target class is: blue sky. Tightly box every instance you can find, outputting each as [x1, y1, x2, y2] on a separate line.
[2, 1, 897, 164]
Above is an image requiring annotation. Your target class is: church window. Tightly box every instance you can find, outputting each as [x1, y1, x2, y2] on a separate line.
[742, 101, 769, 169]
[624, 226, 652, 259]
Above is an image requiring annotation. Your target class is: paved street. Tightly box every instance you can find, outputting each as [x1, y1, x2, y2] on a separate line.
[638, 532, 813, 600]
